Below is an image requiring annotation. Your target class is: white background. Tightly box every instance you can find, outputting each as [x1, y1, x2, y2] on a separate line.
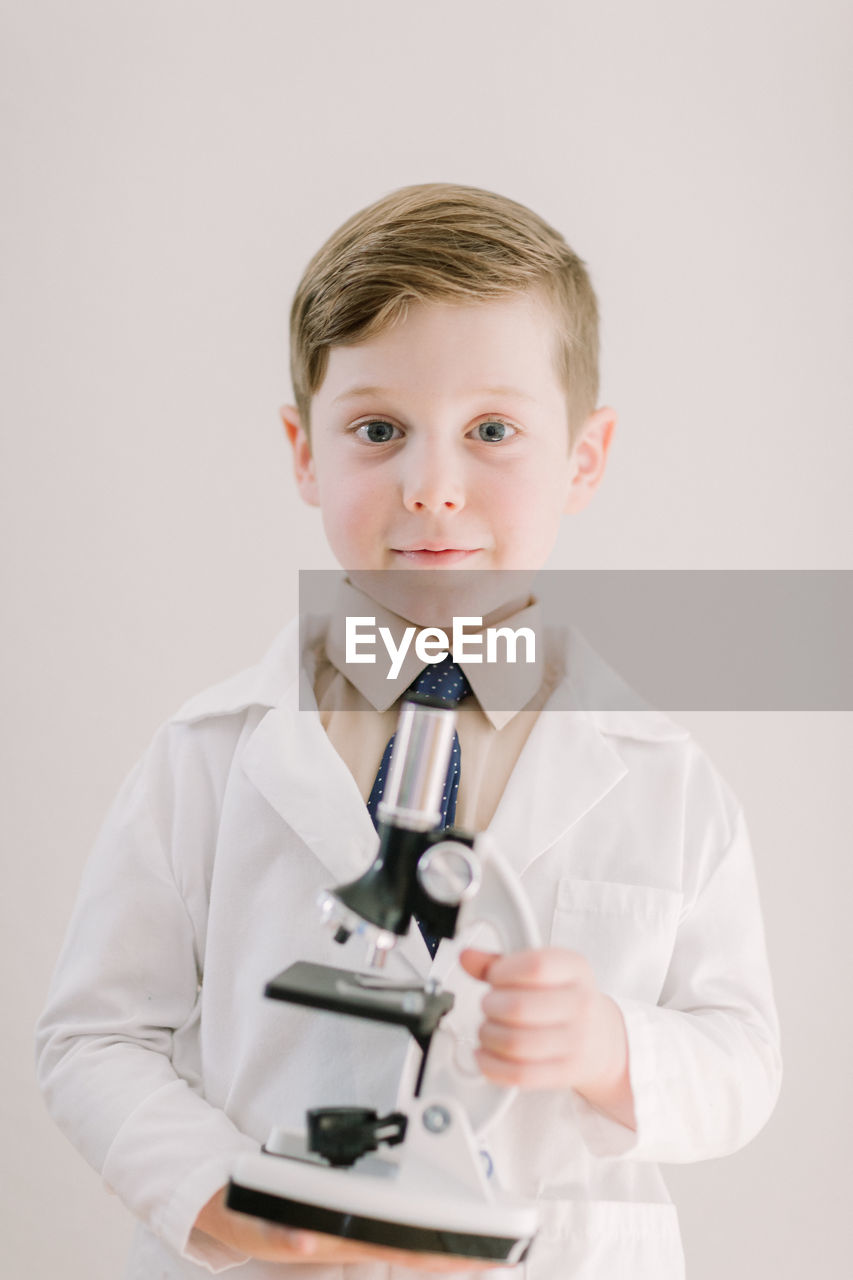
[2, 1, 851, 1276]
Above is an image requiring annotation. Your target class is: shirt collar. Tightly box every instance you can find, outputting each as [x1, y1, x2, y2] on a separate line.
[324, 576, 545, 730]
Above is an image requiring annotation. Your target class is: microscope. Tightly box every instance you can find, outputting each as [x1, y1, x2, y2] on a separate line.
[227, 693, 542, 1264]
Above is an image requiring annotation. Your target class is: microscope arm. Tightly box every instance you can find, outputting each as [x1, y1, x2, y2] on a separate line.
[407, 830, 542, 1138]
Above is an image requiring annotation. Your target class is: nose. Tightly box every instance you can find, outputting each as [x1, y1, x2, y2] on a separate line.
[401, 441, 466, 514]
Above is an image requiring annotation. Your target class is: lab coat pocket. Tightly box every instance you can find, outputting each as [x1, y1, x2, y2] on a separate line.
[550, 879, 682, 1002]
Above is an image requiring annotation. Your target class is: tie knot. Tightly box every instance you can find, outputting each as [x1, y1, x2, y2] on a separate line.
[410, 654, 472, 707]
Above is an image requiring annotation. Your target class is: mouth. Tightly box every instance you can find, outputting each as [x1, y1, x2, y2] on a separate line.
[391, 546, 483, 566]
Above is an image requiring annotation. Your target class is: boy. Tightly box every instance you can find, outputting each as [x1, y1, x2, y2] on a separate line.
[36, 183, 781, 1278]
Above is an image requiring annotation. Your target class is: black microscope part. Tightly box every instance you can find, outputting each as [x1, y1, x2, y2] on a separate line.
[265, 961, 454, 1039]
[225, 1180, 528, 1261]
[306, 1106, 407, 1167]
[330, 823, 472, 940]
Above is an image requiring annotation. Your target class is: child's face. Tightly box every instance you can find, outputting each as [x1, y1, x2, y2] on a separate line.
[283, 291, 614, 575]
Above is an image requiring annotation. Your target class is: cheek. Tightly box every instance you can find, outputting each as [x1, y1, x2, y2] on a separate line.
[319, 471, 389, 544]
[488, 466, 568, 533]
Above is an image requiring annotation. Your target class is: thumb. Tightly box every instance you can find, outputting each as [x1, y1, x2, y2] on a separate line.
[459, 947, 502, 982]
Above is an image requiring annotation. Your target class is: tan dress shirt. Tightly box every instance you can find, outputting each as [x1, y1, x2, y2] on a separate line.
[308, 578, 561, 832]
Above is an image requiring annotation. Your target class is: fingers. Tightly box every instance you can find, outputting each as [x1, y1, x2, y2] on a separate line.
[195, 1192, 320, 1260]
[461, 946, 594, 990]
[481, 983, 589, 1028]
[281, 1230, 504, 1270]
[459, 947, 501, 982]
[478, 1018, 579, 1062]
[459, 947, 605, 1094]
[219, 1215, 319, 1260]
[267, 1227, 317, 1256]
[474, 1046, 575, 1091]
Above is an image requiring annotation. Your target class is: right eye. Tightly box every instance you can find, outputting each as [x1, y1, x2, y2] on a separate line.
[354, 419, 402, 444]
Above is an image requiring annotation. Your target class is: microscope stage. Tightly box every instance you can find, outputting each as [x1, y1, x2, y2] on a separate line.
[265, 960, 454, 1038]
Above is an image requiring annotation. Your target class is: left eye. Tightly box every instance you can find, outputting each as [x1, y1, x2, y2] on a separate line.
[474, 420, 515, 442]
[355, 420, 401, 443]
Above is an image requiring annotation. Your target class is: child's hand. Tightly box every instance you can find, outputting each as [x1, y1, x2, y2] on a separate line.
[459, 946, 636, 1129]
[194, 1186, 505, 1270]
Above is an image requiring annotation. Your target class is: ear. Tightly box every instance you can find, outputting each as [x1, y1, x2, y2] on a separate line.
[564, 406, 617, 514]
[279, 404, 320, 507]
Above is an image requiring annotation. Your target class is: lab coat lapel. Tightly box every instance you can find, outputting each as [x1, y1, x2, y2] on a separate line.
[241, 700, 380, 885]
[241, 702, 435, 978]
[487, 705, 628, 880]
[426, 710, 628, 984]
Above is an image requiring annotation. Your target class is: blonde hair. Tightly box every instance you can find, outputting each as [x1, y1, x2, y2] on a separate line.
[289, 182, 600, 444]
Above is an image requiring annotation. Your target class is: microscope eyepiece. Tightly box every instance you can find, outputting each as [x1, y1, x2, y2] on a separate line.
[377, 697, 456, 832]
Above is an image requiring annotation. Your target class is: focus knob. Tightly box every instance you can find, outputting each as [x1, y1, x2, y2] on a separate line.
[416, 841, 481, 906]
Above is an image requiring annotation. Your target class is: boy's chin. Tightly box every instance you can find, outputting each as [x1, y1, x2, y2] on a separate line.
[348, 567, 538, 628]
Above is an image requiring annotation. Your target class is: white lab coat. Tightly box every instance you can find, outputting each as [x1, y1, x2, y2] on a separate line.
[36, 616, 782, 1280]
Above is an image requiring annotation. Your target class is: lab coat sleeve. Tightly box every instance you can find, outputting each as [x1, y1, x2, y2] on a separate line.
[35, 725, 257, 1273]
[571, 764, 782, 1163]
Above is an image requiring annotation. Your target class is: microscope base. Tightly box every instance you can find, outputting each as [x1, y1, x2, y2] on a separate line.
[228, 1130, 536, 1265]
[227, 1178, 528, 1261]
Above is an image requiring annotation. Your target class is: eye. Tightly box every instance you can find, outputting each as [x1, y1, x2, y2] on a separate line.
[473, 419, 517, 443]
[354, 419, 402, 444]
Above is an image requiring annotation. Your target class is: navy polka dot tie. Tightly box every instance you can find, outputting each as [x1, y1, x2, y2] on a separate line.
[366, 655, 472, 956]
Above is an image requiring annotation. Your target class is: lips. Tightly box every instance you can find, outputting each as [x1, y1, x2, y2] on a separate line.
[393, 547, 481, 565]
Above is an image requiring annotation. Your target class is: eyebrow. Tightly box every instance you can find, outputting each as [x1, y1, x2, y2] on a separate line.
[331, 385, 538, 405]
